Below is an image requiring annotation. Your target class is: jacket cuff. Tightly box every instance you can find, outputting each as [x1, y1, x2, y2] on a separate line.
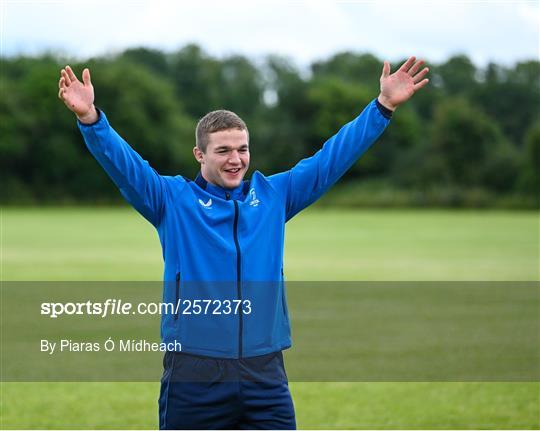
[375, 99, 393, 119]
[77, 107, 103, 127]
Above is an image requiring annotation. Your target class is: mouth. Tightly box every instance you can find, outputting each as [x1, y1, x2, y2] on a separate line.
[223, 167, 242, 177]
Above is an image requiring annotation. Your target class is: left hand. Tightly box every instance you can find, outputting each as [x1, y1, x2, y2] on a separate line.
[377, 56, 429, 111]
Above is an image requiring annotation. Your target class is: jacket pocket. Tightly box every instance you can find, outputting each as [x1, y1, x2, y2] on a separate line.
[174, 271, 181, 321]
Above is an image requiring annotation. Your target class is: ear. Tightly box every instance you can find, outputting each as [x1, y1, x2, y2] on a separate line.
[193, 146, 204, 164]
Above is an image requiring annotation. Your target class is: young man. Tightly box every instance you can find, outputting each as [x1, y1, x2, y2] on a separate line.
[58, 57, 428, 429]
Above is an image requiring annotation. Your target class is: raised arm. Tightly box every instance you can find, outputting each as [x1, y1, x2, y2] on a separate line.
[278, 57, 429, 220]
[58, 66, 165, 226]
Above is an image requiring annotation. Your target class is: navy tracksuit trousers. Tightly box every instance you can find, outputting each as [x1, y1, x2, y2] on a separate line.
[159, 351, 296, 429]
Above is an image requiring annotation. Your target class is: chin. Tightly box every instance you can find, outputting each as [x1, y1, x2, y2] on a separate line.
[223, 179, 243, 189]
[220, 172, 245, 189]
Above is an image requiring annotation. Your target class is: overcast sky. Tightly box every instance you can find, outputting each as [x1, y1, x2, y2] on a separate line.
[1, 0, 538, 68]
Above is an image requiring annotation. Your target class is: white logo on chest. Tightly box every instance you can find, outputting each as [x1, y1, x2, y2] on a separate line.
[249, 188, 260, 207]
[198, 198, 212, 209]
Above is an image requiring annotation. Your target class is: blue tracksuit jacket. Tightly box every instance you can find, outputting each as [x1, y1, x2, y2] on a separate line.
[78, 99, 390, 358]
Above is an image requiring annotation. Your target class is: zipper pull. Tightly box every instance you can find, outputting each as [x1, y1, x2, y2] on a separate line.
[225, 192, 231, 200]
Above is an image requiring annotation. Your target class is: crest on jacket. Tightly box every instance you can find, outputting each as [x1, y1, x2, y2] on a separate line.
[249, 188, 260, 207]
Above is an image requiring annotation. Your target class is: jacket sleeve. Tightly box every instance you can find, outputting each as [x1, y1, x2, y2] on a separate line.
[78, 110, 165, 226]
[282, 98, 390, 221]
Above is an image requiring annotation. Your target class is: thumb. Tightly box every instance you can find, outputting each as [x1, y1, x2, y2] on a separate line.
[82, 68, 92, 86]
[381, 61, 390, 79]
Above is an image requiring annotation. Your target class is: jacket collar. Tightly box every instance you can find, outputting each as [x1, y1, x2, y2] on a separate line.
[195, 172, 250, 200]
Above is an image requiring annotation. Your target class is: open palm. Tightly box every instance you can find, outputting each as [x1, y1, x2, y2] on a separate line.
[58, 66, 94, 118]
[378, 57, 429, 110]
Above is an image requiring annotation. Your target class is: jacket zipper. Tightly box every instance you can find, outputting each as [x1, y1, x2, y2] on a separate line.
[228, 193, 243, 358]
[174, 272, 180, 321]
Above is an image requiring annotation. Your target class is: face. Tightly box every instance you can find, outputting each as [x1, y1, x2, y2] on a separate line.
[194, 128, 250, 190]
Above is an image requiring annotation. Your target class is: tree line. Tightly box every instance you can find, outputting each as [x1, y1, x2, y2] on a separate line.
[1, 45, 538, 207]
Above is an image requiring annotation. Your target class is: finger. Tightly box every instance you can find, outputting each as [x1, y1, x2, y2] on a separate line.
[65, 65, 79, 83]
[58, 87, 64, 100]
[380, 61, 390, 79]
[408, 60, 425, 76]
[82, 68, 92, 86]
[58, 76, 65, 89]
[413, 67, 429, 83]
[398, 56, 416, 73]
[61, 69, 71, 86]
[413, 78, 429, 91]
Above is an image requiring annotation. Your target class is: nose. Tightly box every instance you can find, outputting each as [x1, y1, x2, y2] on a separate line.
[229, 151, 241, 164]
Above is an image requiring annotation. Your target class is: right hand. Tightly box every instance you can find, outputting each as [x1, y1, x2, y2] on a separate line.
[58, 66, 98, 124]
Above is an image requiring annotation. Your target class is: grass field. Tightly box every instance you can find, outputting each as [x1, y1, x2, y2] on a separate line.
[1, 207, 539, 429]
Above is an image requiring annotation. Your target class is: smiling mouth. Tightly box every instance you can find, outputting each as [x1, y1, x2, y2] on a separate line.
[224, 168, 241, 175]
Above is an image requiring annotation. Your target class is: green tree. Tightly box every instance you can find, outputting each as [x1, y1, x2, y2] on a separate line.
[427, 97, 518, 191]
[518, 121, 540, 197]
[119, 47, 170, 76]
[311, 52, 381, 95]
[217, 55, 264, 118]
[251, 55, 311, 173]
[0, 57, 88, 202]
[169, 44, 222, 118]
[1, 48, 537, 206]
[475, 61, 540, 145]
[377, 106, 424, 184]
[305, 77, 373, 178]
[436, 55, 478, 95]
